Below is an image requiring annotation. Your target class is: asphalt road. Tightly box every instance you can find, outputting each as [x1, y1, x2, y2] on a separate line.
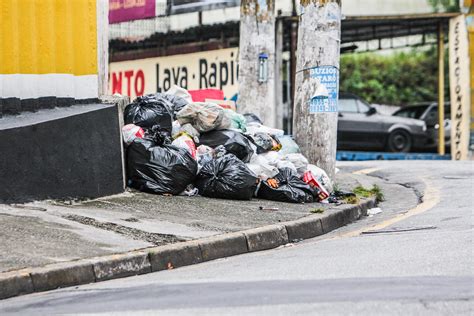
[1, 160, 473, 315]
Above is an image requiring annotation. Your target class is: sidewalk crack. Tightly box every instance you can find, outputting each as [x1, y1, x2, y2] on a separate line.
[62, 214, 188, 246]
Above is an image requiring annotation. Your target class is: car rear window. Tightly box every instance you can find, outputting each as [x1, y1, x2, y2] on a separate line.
[339, 98, 359, 113]
[425, 104, 451, 120]
[394, 106, 426, 119]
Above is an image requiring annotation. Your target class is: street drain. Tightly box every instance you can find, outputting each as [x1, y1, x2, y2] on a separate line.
[361, 226, 437, 235]
[63, 214, 187, 246]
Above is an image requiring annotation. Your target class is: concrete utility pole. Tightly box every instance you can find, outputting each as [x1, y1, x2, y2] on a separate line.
[274, 10, 284, 130]
[293, 0, 342, 181]
[289, 0, 298, 135]
[238, 0, 276, 127]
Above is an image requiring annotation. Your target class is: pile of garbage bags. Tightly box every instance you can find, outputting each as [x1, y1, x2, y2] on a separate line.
[122, 86, 333, 203]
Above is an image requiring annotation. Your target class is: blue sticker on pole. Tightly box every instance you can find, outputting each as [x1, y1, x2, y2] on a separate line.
[309, 66, 339, 113]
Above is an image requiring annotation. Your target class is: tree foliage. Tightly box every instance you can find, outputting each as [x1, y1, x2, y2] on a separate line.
[428, 0, 460, 12]
[340, 48, 448, 106]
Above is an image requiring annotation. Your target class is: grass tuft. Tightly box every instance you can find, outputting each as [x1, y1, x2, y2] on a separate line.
[310, 207, 325, 214]
[344, 195, 360, 204]
[352, 184, 384, 202]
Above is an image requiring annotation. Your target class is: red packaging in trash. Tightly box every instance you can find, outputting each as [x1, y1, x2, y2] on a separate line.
[172, 134, 197, 159]
[188, 89, 224, 102]
[303, 171, 330, 201]
[136, 128, 145, 138]
[122, 124, 145, 145]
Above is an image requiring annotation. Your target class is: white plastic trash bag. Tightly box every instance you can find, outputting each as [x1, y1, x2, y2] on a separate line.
[172, 120, 181, 138]
[122, 124, 144, 146]
[220, 109, 247, 132]
[276, 160, 297, 174]
[259, 151, 280, 166]
[178, 123, 200, 143]
[306, 164, 333, 193]
[247, 154, 279, 180]
[166, 85, 192, 103]
[246, 124, 284, 137]
[279, 135, 301, 155]
[196, 145, 214, 170]
[282, 153, 308, 176]
[171, 134, 197, 159]
[176, 102, 224, 133]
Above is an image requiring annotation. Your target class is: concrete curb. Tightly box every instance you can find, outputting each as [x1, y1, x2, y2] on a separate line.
[0, 197, 376, 300]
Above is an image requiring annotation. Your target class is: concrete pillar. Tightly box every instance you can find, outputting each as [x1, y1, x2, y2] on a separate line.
[293, 0, 342, 181]
[238, 0, 276, 127]
[274, 13, 284, 130]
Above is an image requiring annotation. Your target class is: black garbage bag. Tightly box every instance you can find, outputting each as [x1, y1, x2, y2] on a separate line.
[144, 125, 172, 145]
[127, 138, 197, 195]
[162, 94, 188, 119]
[124, 94, 174, 134]
[249, 133, 282, 154]
[244, 113, 263, 125]
[257, 168, 317, 203]
[198, 129, 254, 163]
[195, 154, 258, 200]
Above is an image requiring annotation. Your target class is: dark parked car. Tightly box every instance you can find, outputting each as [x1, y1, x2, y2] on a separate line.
[337, 93, 427, 152]
[392, 102, 450, 151]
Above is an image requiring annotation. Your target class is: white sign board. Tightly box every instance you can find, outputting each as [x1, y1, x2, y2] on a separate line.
[449, 15, 471, 160]
[109, 48, 239, 100]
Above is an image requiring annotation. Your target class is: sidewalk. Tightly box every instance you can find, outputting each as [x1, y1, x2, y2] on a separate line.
[0, 171, 377, 299]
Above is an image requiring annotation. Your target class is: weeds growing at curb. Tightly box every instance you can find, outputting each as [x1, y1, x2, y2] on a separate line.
[371, 184, 385, 202]
[353, 184, 384, 202]
[344, 195, 360, 204]
[310, 207, 325, 214]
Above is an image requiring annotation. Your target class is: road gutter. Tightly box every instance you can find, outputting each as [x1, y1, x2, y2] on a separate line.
[335, 176, 439, 239]
[0, 197, 376, 300]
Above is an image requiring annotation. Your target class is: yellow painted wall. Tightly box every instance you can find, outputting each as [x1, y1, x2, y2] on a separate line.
[0, 0, 98, 76]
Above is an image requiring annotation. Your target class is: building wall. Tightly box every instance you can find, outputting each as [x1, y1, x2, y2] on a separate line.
[0, 0, 107, 113]
[0, 1, 124, 202]
[342, 0, 432, 16]
[109, 48, 239, 99]
[169, 0, 432, 32]
[110, 0, 433, 39]
[108, 1, 436, 100]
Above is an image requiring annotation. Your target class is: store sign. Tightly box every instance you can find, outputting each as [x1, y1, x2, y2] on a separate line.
[449, 15, 471, 160]
[109, 48, 239, 100]
[109, 0, 156, 24]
